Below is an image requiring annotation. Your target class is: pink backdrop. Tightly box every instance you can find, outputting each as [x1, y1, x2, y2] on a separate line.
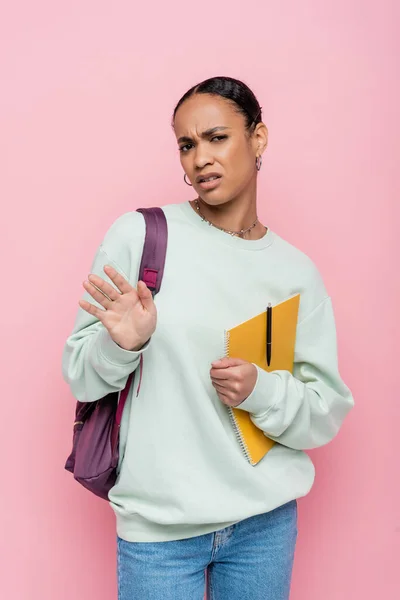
[1, 1, 398, 598]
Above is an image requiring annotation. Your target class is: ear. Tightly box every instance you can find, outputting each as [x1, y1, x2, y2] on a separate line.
[254, 122, 268, 154]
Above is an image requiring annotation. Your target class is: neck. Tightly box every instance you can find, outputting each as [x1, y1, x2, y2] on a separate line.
[190, 194, 267, 240]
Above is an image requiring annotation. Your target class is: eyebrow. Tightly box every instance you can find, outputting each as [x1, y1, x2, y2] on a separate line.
[177, 126, 230, 144]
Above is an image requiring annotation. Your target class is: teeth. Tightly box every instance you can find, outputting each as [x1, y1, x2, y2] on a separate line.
[202, 176, 218, 182]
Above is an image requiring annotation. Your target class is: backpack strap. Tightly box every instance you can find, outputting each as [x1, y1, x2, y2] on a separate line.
[136, 207, 168, 296]
[114, 207, 168, 429]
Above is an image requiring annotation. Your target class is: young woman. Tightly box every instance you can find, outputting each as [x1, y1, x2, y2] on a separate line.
[62, 76, 354, 600]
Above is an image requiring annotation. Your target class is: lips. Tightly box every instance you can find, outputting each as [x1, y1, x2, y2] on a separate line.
[198, 176, 222, 191]
[195, 172, 222, 183]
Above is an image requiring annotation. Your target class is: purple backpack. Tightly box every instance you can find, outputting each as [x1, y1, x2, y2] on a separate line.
[64, 207, 168, 500]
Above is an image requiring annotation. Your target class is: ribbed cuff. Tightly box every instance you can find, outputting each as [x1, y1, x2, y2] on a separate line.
[97, 328, 151, 365]
[236, 364, 279, 415]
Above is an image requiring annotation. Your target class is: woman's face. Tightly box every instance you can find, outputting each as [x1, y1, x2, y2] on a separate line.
[174, 94, 267, 207]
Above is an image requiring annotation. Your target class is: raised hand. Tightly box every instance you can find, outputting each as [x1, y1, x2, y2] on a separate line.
[79, 264, 157, 351]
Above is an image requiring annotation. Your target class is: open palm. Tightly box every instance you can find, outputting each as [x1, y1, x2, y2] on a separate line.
[79, 264, 157, 351]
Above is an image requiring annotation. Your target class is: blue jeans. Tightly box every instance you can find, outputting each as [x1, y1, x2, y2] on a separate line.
[117, 499, 298, 600]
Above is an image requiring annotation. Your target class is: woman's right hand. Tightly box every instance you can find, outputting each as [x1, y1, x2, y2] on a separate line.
[79, 264, 157, 351]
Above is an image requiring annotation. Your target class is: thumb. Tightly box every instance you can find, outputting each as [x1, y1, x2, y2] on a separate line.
[137, 280, 154, 310]
[211, 357, 248, 369]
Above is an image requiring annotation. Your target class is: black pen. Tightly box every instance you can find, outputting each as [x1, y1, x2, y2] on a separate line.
[267, 302, 272, 366]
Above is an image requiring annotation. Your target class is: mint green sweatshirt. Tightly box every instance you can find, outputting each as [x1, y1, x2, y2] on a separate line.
[62, 201, 354, 542]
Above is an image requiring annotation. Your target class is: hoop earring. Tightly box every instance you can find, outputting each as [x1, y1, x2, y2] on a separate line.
[256, 156, 263, 171]
[184, 174, 193, 186]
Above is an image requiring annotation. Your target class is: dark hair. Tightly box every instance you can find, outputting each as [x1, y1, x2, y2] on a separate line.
[171, 76, 262, 136]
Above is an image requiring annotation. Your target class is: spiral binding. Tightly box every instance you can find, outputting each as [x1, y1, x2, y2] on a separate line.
[224, 330, 253, 464]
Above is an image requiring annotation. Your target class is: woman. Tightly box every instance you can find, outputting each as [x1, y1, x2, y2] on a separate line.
[62, 76, 354, 600]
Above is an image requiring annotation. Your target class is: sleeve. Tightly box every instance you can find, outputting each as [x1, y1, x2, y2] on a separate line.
[236, 296, 354, 450]
[61, 213, 150, 402]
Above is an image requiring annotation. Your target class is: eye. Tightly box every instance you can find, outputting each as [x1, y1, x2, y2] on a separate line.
[179, 144, 193, 153]
[211, 135, 227, 142]
[178, 135, 227, 153]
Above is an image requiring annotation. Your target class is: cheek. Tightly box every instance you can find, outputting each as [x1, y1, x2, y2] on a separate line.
[225, 149, 254, 184]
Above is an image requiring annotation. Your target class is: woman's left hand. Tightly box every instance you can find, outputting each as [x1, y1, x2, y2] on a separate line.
[210, 358, 257, 407]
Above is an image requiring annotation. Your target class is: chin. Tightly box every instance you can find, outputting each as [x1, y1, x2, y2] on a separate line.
[198, 193, 233, 207]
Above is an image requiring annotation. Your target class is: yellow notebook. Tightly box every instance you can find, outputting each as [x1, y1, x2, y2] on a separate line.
[225, 293, 300, 465]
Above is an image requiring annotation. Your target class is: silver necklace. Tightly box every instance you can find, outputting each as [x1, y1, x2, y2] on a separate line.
[193, 198, 259, 238]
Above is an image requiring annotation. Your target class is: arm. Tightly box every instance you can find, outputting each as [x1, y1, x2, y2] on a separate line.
[62, 245, 151, 402]
[236, 296, 354, 450]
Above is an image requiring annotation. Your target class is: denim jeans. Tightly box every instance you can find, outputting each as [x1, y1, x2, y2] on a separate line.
[117, 499, 298, 600]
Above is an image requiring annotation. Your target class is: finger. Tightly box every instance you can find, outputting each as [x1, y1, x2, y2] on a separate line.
[211, 357, 231, 369]
[210, 368, 231, 380]
[78, 298, 106, 321]
[211, 357, 247, 369]
[216, 389, 233, 405]
[83, 280, 114, 308]
[137, 281, 154, 311]
[102, 265, 133, 294]
[212, 378, 239, 395]
[86, 273, 121, 301]
[211, 379, 231, 392]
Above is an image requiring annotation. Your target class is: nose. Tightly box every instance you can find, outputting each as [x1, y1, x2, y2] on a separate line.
[193, 141, 214, 169]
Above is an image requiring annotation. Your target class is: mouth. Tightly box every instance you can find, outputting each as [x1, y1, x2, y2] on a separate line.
[197, 174, 222, 191]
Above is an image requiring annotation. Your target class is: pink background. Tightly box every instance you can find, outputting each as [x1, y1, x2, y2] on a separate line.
[1, 1, 398, 598]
